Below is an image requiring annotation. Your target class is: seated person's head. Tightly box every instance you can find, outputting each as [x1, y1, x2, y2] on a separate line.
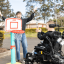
[36, 21, 55, 33]
[46, 21, 55, 31]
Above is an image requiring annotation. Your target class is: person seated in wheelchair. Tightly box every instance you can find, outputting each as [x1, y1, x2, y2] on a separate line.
[36, 21, 62, 53]
[36, 21, 55, 40]
[25, 21, 64, 64]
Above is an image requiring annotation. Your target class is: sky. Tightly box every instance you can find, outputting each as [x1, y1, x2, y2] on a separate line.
[8, 0, 63, 23]
[9, 0, 26, 15]
[9, 0, 62, 15]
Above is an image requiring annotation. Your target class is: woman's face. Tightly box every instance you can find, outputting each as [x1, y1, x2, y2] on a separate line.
[16, 13, 22, 19]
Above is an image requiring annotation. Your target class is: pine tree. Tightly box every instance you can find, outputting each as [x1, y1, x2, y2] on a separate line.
[0, 0, 15, 21]
[23, 0, 53, 23]
[4, 0, 11, 17]
[23, 0, 63, 23]
[0, 0, 6, 14]
[0, 0, 11, 17]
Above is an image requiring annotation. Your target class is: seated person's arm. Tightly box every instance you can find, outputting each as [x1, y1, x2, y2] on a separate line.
[36, 28, 45, 40]
[37, 32, 44, 40]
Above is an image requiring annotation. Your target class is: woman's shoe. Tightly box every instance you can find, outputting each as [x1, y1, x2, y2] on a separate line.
[17, 60, 22, 63]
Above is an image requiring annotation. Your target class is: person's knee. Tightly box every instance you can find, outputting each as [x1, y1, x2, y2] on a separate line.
[22, 46, 27, 50]
[16, 47, 20, 52]
[17, 49, 20, 52]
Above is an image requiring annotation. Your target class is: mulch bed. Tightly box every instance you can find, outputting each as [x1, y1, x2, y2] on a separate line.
[0, 48, 11, 58]
[0, 48, 9, 53]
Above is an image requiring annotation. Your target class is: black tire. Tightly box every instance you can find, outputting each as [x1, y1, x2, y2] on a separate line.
[25, 61, 29, 64]
[25, 53, 33, 64]
[25, 61, 33, 64]
[33, 62, 38, 64]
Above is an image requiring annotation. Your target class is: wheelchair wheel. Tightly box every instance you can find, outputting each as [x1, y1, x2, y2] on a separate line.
[25, 61, 33, 64]
[33, 62, 39, 64]
[25, 53, 33, 64]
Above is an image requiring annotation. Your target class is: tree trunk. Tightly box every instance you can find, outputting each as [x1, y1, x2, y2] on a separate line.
[44, 17, 45, 23]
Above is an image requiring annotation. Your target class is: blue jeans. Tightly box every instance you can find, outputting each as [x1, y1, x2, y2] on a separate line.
[15, 33, 28, 60]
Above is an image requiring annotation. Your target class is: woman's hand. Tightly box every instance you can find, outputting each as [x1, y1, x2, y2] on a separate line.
[33, 7, 37, 13]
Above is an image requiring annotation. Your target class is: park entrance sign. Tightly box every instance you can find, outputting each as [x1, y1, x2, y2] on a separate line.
[5, 18, 23, 64]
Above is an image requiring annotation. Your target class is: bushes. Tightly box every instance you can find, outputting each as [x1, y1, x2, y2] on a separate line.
[25, 28, 36, 33]
[25, 28, 48, 33]
[55, 27, 64, 33]
[25, 27, 64, 33]
[0, 31, 5, 47]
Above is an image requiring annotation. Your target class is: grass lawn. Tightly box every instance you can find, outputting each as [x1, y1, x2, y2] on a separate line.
[26, 32, 37, 37]
[4, 32, 37, 38]
[4, 34, 10, 38]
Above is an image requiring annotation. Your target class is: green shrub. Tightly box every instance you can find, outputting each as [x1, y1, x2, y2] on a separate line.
[55, 27, 64, 33]
[25, 28, 47, 33]
[25, 28, 36, 33]
[25, 27, 64, 33]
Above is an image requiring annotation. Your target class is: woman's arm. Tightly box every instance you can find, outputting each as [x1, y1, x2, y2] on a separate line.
[36, 28, 45, 40]
[26, 13, 34, 22]
[0, 11, 6, 21]
[26, 7, 37, 22]
[2, 16, 6, 21]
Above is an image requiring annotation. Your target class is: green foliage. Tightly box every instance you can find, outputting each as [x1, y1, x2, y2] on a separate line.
[53, 17, 64, 27]
[24, 0, 53, 23]
[25, 28, 47, 33]
[55, 27, 64, 33]
[23, 0, 64, 23]
[0, 0, 15, 22]
[25, 27, 64, 33]
[0, 0, 11, 17]
[25, 28, 36, 33]
[55, 9, 60, 14]
[0, 30, 5, 47]
[60, 1, 64, 11]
